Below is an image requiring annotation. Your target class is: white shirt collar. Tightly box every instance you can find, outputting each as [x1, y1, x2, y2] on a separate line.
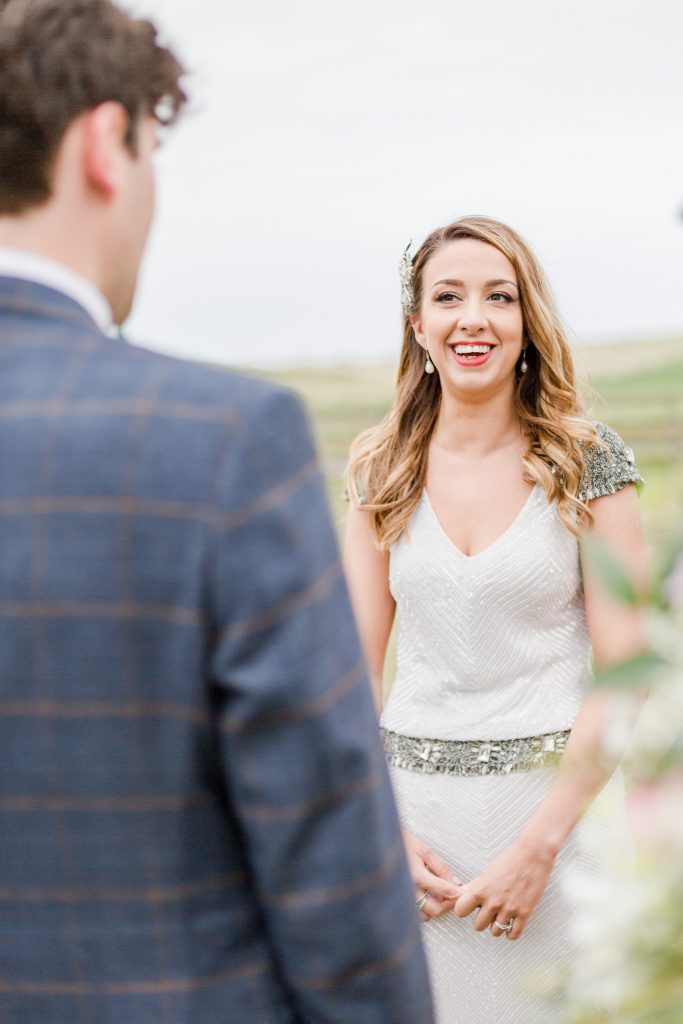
[0, 248, 114, 334]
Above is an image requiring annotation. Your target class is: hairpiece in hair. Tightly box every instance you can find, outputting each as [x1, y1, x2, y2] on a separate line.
[398, 241, 414, 313]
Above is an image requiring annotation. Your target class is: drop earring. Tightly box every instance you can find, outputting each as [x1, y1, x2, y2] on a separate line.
[425, 351, 435, 375]
[520, 347, 528, 374]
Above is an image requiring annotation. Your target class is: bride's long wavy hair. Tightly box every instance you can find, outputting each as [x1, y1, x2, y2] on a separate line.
[345, 215, 599, 548]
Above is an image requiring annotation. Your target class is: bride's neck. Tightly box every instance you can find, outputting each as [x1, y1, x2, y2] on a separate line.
[432, 391, 523, 458]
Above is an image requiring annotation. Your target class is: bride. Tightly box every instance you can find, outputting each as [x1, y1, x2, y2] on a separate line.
[344, 216, 647, 1022]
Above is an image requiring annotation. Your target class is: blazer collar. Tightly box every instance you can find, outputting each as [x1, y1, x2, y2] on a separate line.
[0, 275, 108, 335]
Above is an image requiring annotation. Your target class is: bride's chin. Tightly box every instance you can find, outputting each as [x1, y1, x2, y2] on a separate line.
[441, 368, 516, 400]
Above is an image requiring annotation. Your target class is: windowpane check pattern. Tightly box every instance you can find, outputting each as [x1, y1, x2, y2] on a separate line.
[0, 279, 432, 1024]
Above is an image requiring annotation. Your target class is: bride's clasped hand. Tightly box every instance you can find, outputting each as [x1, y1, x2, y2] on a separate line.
[451, 835, 556, 940]
[406, 829, 555, 940]
[403, 830, 462, 920]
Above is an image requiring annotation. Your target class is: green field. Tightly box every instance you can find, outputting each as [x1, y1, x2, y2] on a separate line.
[264, 338, 683, 556]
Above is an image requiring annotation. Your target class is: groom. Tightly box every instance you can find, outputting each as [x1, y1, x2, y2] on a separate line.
[0, 1, 432, 1022]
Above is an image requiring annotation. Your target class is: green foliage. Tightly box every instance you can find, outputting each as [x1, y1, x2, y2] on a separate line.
[582, 536, 641, 605]
[651, 533, 683, 609]
[595, 650, 668, 690]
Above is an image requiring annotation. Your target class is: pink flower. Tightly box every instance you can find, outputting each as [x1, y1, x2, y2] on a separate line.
[628, 770, 683, 853]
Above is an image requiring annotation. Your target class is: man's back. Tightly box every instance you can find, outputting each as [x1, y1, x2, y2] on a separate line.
[0, 278, 432, 1022]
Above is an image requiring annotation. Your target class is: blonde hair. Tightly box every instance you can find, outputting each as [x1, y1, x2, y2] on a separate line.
[346, 215, 598, 548]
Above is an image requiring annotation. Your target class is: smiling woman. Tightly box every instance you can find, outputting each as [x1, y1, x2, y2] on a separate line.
[343, 215, 648, 1023]
[347, 217, 601, 548]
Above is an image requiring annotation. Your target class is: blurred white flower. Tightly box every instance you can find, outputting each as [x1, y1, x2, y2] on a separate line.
[562, 552, 683, 1023]
[663, 551, 683, 609]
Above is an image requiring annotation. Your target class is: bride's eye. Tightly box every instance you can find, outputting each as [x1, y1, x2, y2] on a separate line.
[435, 292, 461, 303]
[489, 292, 514, 303]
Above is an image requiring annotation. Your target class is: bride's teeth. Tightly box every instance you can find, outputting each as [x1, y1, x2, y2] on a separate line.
[454, 345, 491, 355]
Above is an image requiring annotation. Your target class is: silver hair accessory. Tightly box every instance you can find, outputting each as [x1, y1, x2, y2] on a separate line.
[399, 241, 414, 313]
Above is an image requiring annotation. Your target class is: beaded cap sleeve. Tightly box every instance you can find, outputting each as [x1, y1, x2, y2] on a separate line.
[579, 422, 644, 503]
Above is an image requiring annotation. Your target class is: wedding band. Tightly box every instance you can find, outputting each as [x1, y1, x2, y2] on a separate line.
[491, 918, 513, 933]
[415, 892, 429, 911]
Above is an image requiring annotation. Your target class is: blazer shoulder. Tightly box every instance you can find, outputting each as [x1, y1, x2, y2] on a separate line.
[120, 343, 306, 425]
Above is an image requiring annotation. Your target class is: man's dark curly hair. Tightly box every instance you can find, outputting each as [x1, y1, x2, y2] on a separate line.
[0, 0, 187, 214]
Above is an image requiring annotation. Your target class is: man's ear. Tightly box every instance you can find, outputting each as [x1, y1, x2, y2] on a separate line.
[82, 102, 130, 199]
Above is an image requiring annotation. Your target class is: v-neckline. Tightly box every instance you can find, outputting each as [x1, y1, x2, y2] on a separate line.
[421, 484, 538, 561]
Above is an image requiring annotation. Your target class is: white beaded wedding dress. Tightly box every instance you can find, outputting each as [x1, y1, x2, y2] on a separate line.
[380, 424, 643, 1023]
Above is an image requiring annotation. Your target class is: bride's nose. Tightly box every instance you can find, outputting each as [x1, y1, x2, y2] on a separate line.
[457, 301, 488, 334]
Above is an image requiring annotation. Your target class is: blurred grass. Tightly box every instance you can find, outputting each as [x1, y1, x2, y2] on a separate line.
[261, 337, 683, 555]
[578, 344, 683, 555]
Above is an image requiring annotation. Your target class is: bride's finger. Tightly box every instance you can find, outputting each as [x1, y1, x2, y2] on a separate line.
[490, 916, 514, 939]
[422, 847, 463, 887]
[412, 862, 461, 901]
[420, 894, 456, 921]
[506, 914, 526, 941]
[452, 887, 482, 919]
[472, 905, 496, 932]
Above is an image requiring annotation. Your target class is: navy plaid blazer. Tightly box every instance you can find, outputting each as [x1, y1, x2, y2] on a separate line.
[0, 278, 433, 1024]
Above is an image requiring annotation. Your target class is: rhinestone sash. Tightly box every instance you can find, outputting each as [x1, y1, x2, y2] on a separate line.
[381, 727, 570, 777]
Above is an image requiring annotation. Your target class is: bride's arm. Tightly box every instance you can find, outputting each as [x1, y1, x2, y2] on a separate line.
[454, 483, 649, 939]
[518, 483, 649, 855]
[343, 504, 395, 712]
[344, 503, 463, 917]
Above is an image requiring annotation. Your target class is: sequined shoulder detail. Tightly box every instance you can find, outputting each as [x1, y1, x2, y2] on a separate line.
[579, 422, 644, 502]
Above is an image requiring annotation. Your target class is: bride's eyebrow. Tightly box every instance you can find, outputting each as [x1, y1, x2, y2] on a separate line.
[430, 278, 519, 289]
[485, 278, 519, 290]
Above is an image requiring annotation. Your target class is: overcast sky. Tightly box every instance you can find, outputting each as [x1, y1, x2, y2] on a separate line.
[121, 0, 683, 368]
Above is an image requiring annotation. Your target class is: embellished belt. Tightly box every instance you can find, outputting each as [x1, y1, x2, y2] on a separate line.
[381, 728, 570, 777]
